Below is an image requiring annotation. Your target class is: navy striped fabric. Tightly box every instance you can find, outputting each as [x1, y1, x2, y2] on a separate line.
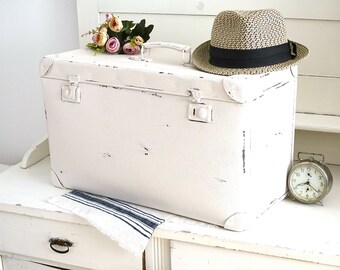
[63, 190, 165, 239]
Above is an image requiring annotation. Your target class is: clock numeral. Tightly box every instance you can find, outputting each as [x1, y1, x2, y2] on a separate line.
[307, 167, 311, 172]
[300, 168, 305, 173]
[295, 172, 300, 177]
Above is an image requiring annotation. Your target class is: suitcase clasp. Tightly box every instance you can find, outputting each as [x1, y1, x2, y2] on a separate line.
[187, 89, 213, 123]
[61, 75, 81, 103]
[188, 103, 213, 123]
[188, 88, 203, 103]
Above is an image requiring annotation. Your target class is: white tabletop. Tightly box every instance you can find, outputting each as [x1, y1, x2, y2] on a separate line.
[0, 157, 339, 267]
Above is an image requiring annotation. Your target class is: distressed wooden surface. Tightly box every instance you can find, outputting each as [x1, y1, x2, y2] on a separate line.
[0, 159, 142, 269]
[0, 158, 339, 269]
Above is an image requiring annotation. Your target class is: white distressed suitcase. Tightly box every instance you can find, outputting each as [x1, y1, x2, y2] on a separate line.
[40, 46, 297, 231]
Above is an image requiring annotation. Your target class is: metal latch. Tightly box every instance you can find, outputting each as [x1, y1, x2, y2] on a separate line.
[61, 75, 81, 103]
[187, 88, 213, 123]
[188, 103, 213, 123]
[188, 88, 203, 103]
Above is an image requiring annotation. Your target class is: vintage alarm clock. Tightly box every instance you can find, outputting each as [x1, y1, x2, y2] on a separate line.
[287, 152, 333, 204]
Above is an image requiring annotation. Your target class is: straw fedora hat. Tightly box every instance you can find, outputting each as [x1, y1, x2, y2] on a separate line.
[192, 9, 308, 75]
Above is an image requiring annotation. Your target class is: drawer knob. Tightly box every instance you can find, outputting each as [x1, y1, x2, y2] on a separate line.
[49, 238, 73, 254]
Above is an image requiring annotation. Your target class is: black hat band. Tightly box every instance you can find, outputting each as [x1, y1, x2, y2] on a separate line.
[209, 41, 297, 69]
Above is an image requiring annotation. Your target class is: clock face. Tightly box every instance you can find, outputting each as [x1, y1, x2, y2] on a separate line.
[288, 162, 327, 203]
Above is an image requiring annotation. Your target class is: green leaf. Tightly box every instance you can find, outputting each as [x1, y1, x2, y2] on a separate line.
[131, 19, 154, 40]
[86, 43, 106, 55]
[143, 34, 151, 43]
[122, 20, 135, 33]
[145, 25, 154, 35]
[138, 19, 146, 29]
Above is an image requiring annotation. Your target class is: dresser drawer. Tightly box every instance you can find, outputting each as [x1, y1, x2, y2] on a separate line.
[170, 240, 339, 270]
[1, 256, 79, 270]
[0, 212, 141, 270]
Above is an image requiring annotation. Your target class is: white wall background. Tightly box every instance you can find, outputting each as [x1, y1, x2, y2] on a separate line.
[0, 0, 79, 165]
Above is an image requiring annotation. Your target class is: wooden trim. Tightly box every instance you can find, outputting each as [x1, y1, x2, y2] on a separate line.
[98, 0, 340, 21]
[294, 130, 340, 165]
[295, 113, 340, 133]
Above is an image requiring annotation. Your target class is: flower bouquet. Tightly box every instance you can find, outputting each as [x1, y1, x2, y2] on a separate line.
[82, 13, 154, 55]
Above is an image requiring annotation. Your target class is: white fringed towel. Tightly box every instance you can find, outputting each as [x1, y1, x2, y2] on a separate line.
[49, 190, 165, 256]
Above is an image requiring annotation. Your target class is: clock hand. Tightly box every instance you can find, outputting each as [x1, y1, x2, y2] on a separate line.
[295, 181, 309, 188]
[308, 183, 321, 194]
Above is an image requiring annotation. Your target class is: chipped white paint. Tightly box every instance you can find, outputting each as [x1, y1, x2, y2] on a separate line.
[0, 159, 141, 270]
[1, 158, 340, 269]
[170, 241, 340, 270]
[40, 49, 297, 231]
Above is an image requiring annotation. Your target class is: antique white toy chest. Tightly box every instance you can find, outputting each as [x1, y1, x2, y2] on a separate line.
[40, 48, 297, 231]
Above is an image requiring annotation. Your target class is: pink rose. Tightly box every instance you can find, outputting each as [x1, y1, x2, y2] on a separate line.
[123, 43, 141, 55]
[105, 13, 112, 22]
[106, 37, 120, 53]
[92, 29, 108, 46]
[108, 16, 123, 32]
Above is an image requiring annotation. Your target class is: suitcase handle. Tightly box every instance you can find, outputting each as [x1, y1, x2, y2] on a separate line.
[140, 42, 191, 65]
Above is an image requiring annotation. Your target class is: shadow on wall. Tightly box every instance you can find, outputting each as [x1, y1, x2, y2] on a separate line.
[0, 0, 79, 165]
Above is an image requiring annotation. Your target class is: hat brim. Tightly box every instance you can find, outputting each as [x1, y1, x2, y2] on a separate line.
[192, 40, 309, 76]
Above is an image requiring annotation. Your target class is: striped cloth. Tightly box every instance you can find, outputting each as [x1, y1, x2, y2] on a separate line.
[49, 190, 165, 255]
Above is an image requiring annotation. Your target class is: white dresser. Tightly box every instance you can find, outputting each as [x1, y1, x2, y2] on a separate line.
[0, 157, 339, 270]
